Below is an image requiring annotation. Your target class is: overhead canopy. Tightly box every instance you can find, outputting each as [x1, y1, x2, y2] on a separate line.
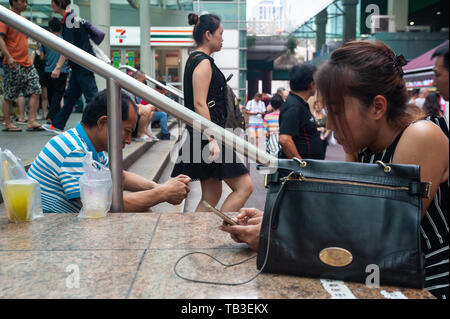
[403, 40, 448, 89]
[404, 40, 449, 73]
[289, 0, 335, 34]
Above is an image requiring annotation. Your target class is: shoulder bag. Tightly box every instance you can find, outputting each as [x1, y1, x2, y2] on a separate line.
[257, 158, 429, 289]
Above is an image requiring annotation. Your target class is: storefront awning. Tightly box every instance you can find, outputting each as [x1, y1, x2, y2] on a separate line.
[404, 40, 449, 73]
[403, 40, 448, 89]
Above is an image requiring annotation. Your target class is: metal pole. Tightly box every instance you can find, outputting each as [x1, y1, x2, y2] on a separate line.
[0, 5, 276, 167]
[118, 65, 183, 100]
[107, 79, 124, 212]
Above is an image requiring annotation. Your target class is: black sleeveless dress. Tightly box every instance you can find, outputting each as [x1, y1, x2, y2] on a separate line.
[358, 117, 449, 299]
[171, 51, 248, 181]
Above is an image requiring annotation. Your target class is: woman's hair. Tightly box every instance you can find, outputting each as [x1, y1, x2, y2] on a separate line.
[82, 90, 138, 127]
[270, 94, 284, 110]
[188, 13, 221, 45]
[423, 92, 442, 117]
[315, 40, 423, 144]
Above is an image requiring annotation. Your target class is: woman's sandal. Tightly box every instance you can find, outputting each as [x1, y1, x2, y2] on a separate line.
[2, 126, 22, 132]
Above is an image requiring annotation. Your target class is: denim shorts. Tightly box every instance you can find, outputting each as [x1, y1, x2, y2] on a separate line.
[2, 64, 42, 100]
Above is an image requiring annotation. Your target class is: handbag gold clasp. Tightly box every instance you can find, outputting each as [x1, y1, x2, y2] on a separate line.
[293, 157, 307, 168]
[376, 160, 392, 173]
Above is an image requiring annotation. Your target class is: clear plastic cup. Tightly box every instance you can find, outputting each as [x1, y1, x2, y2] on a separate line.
[4, 179, 34, 223]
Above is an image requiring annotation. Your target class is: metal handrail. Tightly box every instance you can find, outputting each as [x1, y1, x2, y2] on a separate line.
[0, 6, 278, 212]
[118, 65, 185, 142]
[118, 64, 184, 101]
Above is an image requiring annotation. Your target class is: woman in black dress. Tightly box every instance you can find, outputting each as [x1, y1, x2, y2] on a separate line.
[171, 13, 253, 212]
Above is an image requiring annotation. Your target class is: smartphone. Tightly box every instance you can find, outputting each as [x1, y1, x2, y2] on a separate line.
[202, 200, 237, 225]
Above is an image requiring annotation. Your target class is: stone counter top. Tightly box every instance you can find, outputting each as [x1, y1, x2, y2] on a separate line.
[0, 212, 435, 299]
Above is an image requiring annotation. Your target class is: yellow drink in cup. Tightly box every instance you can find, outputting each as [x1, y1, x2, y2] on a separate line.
[4, 179, 34, 223]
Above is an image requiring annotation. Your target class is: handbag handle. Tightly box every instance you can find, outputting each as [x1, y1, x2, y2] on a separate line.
[269, 171, 295, 230]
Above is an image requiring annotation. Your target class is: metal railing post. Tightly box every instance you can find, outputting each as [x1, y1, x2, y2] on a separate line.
[107, 79, 124, 212]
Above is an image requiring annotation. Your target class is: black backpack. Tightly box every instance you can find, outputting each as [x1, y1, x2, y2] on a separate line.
[224, 74, 244, 131]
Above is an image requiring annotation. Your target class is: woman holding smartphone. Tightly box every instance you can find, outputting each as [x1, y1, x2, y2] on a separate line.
[221, 41, 449, 299]
[171, 13, 253, 212]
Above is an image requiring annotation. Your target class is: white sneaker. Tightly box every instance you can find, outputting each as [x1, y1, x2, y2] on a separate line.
[133, 136, 153, 142]
[42, 124, 64, 135]
[149, 134, 159, 141]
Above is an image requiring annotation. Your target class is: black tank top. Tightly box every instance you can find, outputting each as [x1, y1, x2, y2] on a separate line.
[358, 117, 449, 299]
[183, 51, 227, 129]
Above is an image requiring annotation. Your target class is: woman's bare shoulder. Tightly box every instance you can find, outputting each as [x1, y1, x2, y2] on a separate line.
[401, 120, 448, 147]
[394, 120, 449, 181]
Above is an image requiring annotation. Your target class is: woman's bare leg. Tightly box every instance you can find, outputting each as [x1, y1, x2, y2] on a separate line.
[196, 178, 223, 212]
[221, 173, 254, 212]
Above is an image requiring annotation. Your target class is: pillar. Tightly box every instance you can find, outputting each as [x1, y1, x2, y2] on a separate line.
[90, 0, 110, 90]
[388, 0, 409, 32]
[248, 78, 259, 101]
[315, 8, 328, 54]
[342, 0, 359, 43]
[262, 70, 272, 95]
[140, 0, 154, 78]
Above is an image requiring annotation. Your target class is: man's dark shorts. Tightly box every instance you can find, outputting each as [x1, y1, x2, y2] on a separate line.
[2, 64, 42, 100]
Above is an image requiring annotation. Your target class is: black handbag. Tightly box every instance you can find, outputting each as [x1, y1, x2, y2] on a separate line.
[257, 158, 430, 289]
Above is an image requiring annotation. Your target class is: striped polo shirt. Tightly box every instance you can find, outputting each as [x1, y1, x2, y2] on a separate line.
[27, 123, 109, 214]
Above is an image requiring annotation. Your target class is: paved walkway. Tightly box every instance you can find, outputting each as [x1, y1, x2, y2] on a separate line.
[0, 114, 82, 167]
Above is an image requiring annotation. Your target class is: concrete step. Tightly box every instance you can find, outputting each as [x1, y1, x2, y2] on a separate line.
[125, 124, 185, 213]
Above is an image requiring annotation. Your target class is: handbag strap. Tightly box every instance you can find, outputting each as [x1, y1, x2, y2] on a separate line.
[173, 175, 292, 286]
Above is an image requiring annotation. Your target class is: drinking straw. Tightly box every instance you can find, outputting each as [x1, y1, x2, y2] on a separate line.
[87, 154, 93, 195]
[3, 160, 8, 182]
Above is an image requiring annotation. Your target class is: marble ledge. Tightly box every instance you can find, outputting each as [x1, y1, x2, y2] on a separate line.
[0, 249, 144, 299]
[0, 213, 160, 251]
[128, 248, 435, 299]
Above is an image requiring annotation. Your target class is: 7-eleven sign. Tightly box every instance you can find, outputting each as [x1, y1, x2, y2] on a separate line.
[115, 29, 127, 44]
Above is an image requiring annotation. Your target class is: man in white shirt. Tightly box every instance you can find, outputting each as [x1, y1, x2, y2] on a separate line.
[246, 93, 266, 148]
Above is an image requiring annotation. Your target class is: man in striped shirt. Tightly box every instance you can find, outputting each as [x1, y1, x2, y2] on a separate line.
[28, 90, 191, 213]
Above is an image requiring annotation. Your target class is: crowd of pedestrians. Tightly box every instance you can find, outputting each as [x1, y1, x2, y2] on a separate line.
[0, 0, 171, 143]
[0, 0, 448, 300]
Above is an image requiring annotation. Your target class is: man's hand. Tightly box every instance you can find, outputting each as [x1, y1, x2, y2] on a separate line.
[219, 208, 263, 251]
[161, 175, 191, 205]
[7, 56, 16, 70]
[51, 66, 61, 79]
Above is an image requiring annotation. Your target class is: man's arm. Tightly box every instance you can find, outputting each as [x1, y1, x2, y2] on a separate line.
[123, 175, 191, 212]
[279, 134, 302, 159]
[51, 55, 67, 79]
[123, 170, 158, 192]
[0, 36, 15, 69]
[278, 107, 301, 159]
[123, 188, 169, 212]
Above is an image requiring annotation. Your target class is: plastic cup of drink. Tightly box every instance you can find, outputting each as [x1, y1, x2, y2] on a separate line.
[81, 183, 110, 219]
[4, 179, 34, 223]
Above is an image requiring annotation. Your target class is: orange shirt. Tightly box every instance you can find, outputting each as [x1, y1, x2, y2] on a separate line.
[0, 15, 32, 67]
